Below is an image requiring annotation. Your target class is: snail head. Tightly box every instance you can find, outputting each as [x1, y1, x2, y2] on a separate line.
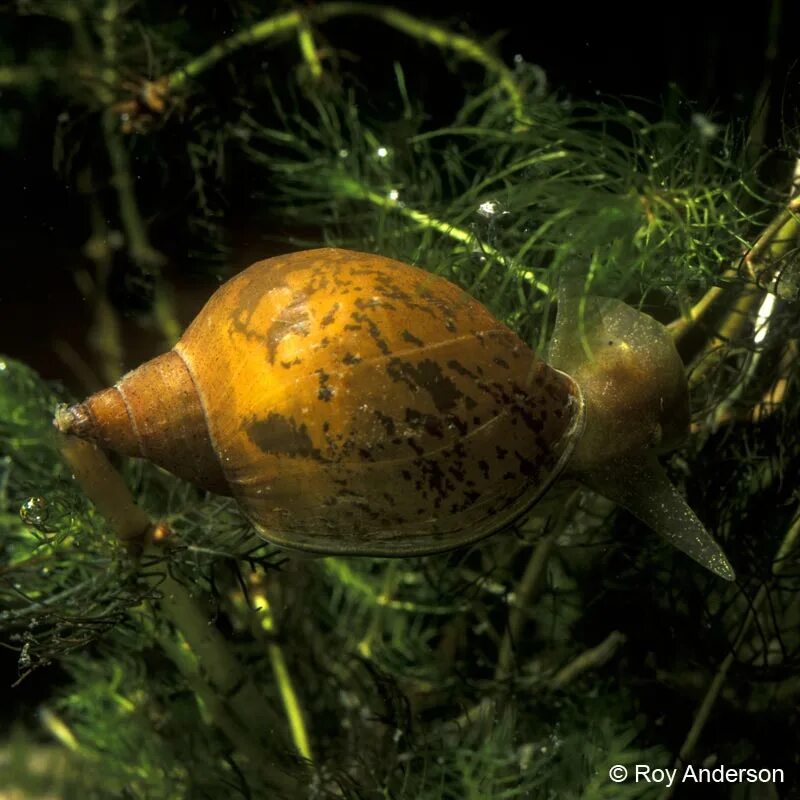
[546, 272, 734, 581]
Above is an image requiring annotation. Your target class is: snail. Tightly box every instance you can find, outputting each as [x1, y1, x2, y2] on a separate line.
[55, 248, 734, 580]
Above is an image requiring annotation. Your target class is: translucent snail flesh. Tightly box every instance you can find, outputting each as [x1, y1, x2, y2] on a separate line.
[55, 248, 734, 580]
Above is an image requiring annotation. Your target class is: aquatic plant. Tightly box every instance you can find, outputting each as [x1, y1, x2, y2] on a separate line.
[1, 2, 798, 798]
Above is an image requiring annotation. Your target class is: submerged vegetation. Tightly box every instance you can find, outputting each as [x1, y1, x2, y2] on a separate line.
[1, 2, 799, 798]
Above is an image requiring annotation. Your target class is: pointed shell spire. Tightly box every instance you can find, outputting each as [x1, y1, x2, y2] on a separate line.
[55, 351, 229, 494]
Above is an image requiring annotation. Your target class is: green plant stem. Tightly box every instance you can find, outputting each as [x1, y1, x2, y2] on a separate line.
[56, 436, 305, 795]
[250, 584, 314, 762]
[495, 491, 579, 681]
[743, 194, 800, 285]
[297, 16, 323, 82]
[335, 176, 551, 295]
[549, 631, 626, 689]
[494, 536, 555, 681]
[71, 5, 181, 348]
[164, 3, 524, 120]
[687, 283, 761, 390]
[670, 188, 799, 351]
[99, 109, 166, 271]
[155, 628, 299, 796]
[660, 510, 800, 800]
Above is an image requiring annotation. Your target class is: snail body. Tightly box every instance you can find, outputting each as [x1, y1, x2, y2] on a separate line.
[56, 248, 734, 579]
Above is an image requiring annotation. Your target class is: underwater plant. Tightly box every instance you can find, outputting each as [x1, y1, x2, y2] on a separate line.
[1, 2, 799, 799]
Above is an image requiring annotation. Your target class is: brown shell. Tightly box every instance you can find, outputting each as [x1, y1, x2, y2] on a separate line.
[62, 248, 584, 555]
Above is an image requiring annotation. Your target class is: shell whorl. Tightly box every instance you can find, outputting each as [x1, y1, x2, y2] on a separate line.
[55, 351, 229, 494]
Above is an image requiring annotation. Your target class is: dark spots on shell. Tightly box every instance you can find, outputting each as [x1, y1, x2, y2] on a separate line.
[370, 272, 438, 317]
[247, 413, 324, 460]
[444, 318, 457, 333]
[401, 329, 424, 347]
[355, 296, 395, 311]
[448, 489, 481, 514]
[449, 465, 465, 482]
[342, 352, 362, 365]
[446, 359, 476, 379]
[493, 357, 510, 369]
[407, 438, 424, 456]
[351, 311, 391, 355]
[496, 446, 508, 460]
[464, 395, 477, 411]
[401, 469, 412, 481]
[554, 408, 563, 419]
[452, 441, 467, 460]
[545, 381, 564, 402]
[349, 265, 390, 277]
[515, 451, 539, 478]
[358, 448, 374, 461]
[300, 272, 330, 297]
[331, 272, 354, 289]
[472, 416, 482, 426]
[320, 303, 340, 327]
[387, 358, 462, 412]
[266, 292, 311, 363]
[447, 414, 468, 436]
[323, 421, 330, 433]
[478, 459, 490, 479]
[316, 368, 334, 402]
[406, 408, 444, 438]
[511, 397, 546, 434]
[344, 323, 361, 332]
[280, 357, 302, 369]
[414, 457, 455, 501]
[502, 471, 516, 480]
[374, 410, 396, 436]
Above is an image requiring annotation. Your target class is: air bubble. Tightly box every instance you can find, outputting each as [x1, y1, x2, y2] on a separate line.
[20, 496, 50, 529]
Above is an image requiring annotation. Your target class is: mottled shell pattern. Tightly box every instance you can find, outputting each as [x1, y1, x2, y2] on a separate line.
[171, 248, 583, 554]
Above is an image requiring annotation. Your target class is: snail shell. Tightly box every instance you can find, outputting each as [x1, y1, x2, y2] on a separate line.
[56, 248, 734, 579]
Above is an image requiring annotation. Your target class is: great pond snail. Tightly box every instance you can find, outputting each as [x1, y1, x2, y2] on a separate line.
[55, 248, 735, 580]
